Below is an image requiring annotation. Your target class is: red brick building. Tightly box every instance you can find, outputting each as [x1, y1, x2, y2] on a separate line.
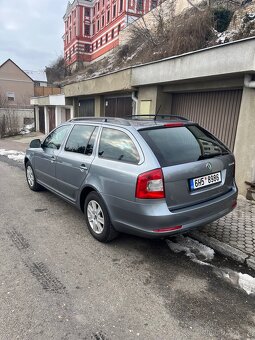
[63, 0, 159, 66]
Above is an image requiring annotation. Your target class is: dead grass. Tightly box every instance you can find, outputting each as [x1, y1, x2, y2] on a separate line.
[126, 9, 215, 64]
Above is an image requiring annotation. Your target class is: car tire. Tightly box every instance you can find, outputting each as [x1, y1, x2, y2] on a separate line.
[25, 161, 42, 192]
[84, 192, 119, 242]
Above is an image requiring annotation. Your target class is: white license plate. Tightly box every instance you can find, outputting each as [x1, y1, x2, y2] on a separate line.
[190, 172, 221, 191]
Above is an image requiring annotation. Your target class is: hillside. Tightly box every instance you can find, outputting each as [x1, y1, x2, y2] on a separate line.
[57, 0, 255, 86]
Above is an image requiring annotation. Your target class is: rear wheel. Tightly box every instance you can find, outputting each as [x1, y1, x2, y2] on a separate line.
[25, 161, 42, 191]
[84, 192, 118, 242]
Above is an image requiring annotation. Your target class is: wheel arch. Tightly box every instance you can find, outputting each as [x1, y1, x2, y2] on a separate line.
[24, 157, 29, 166]
[79, 185, 97, 213]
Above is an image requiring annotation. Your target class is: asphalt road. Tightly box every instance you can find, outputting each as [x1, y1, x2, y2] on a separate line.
[0, 158, 255, 340]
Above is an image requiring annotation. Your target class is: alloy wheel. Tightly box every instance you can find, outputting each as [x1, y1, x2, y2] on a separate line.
[87, 200, 105, 234]
[26, 166, 34, 188]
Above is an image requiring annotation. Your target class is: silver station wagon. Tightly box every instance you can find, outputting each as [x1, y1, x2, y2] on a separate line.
[25, 115, 238, 242]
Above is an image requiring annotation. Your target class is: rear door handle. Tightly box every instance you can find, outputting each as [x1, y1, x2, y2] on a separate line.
[80, 164, 88, 171]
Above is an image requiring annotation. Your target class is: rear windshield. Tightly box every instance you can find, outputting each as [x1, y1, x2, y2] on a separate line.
[139, 125, 229, 167]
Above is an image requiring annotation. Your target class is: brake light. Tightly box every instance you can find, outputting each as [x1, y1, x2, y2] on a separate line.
[136, 168, 165, 199]
[164, 123, 184, 128]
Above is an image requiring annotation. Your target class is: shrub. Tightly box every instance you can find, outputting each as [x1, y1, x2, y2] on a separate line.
[213, 7, 234, 32]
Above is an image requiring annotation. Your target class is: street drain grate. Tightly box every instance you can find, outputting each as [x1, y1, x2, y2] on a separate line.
[7, 229, 30, 250]
[25, 261, 66, 293]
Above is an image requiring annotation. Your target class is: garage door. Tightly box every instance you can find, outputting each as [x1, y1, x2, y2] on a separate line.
[104, 96, 132, 117]
[171, 90, 243, 151]
[79, 99, 95, 116]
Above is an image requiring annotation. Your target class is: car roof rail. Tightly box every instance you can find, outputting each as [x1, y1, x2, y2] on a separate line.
[68, 117, 131, 126]
[128, 114, 189, 121]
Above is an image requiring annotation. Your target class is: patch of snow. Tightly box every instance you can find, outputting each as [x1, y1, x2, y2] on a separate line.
[215, 268, 255, 296]
[19, 123, 35, 135]
[0, 149, 25, 162]
[126, 52, 137, 61]
[238, 273, 255, 295]
[166, 235, 215, 263]
[167, 235, 255, 296]
[7, 154, 25, 161]
[216, 30, 238, 44]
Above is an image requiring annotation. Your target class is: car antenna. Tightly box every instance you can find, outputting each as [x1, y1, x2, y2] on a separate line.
[154, 105, 162, 121]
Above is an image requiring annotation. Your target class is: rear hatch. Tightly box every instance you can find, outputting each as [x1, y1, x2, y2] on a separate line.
[139, 123, 235, 210]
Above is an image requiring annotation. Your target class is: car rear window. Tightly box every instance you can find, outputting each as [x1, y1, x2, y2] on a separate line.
[139, 125, 229, 167]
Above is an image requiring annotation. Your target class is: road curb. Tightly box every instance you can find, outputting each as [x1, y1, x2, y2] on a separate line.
[246, 256, 255, 271]
[190, 231, 250, 265]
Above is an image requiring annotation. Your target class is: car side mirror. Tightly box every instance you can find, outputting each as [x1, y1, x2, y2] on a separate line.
[29, 139, 41, 148]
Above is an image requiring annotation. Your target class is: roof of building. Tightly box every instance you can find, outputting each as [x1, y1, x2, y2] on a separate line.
[0, 58, 47, 83]
[0, 58, 34, 82]
[24, 70, 47, 83]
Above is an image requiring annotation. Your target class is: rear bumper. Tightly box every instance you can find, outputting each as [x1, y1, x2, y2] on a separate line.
[103, 186, 238, 238]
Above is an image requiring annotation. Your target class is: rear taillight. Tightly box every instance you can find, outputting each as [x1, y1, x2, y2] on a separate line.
[136, 168, 165, 199]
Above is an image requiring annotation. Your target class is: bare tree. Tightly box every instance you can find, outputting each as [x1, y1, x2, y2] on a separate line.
[45, 56, 70, 84]
[0, 93, 19, 138]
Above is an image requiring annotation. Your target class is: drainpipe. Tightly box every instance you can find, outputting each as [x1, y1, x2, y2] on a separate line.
[244, 74, 255, 88]
[132, 91, 138, 115]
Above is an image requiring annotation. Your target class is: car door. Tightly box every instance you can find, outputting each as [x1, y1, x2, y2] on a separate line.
[34, 125, 71, 191]
[55, 124, 99, 202]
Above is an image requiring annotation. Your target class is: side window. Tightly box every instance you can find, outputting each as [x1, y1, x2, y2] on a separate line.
[65, 125, 96, 154]
[43, 125, 70, 150]
[98, 128, 140, 164]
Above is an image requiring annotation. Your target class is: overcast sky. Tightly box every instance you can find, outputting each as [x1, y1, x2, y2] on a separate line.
[0, 0, 67, 71]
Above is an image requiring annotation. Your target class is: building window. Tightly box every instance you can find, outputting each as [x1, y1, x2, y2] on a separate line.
[120, 0, 123, 12]
[93, 7, 95, 16]
[106, 33, 108, 42]
[85, 44, 90, 52]
[118, 24, 121, 33]
[103, 0, 105, 5]
[85, 7, 90, 16]
[97, 20, 100, 31]
[97, 2, 100, 11]
[102, 15, 105, 27]
[107, 10, 110, 23]
[96, 40, 98, 49]
[113, 4, 116, 17]
[111, 28, 114, 39]
[85, 24, 90, 35]
[100, 37, 103, 46]
[92, 24, 95, 35]
[137, 0, 143, 11]
[6, 92, 15, 101]
[151, 0, 157, 9]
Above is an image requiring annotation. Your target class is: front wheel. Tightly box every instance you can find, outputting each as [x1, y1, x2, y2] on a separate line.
[84, 192, 118, 242]
[25, 161, 42, 191]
